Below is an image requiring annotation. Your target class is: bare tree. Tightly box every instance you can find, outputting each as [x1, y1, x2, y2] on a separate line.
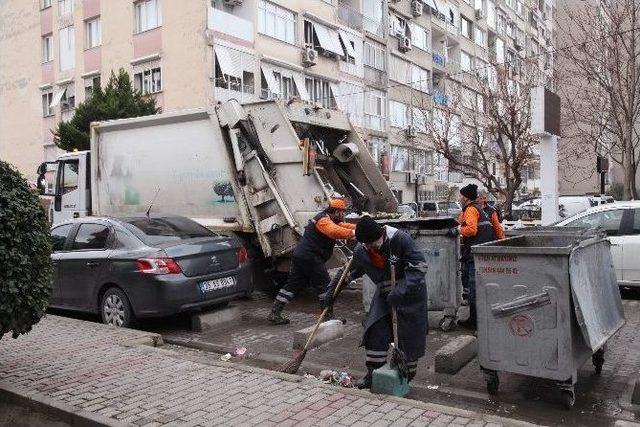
[412, 62, 541, 219]
[557, 0, 640, 200]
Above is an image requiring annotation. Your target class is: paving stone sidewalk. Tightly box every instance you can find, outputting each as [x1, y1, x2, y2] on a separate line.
[0, 315, 537, 427]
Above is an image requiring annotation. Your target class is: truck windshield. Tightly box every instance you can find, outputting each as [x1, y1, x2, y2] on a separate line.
[122, 217, 217, 246]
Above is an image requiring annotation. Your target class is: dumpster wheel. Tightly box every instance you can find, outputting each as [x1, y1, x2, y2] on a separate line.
[438, 316, 457, 332]
[561, 389, 575, 410]
[483, 370, 499, 395]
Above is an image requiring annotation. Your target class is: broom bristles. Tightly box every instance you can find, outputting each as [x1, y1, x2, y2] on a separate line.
[277, 349, 307, 374]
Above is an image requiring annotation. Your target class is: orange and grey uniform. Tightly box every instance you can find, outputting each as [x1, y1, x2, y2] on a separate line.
[275, 211, 355, 305]
[458, 203, 494, 305]
[483, 205, 505, 240]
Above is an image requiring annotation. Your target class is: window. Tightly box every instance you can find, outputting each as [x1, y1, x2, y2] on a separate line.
[134, 64, 162, 94]
[460, 51, 472, 72]
[477, 93, 485, 112]
[567, 210, 624, 236]
[41, 0, 52, 9]
[84, 75, 101, 98]
[304, 20, 343, 56]
[85, 17, 101, 49]
[51, 224, 73, 252]
[410, 24, 428, 51]
[410, 64, 430, 93]
[42, 92, 54, 117]
[338, 31, 356, 64]
[391, 145, 409, 172]
[60, 85, 75, 111]
[632, 209, 640, 234]
[61, 160, 79, 195]
[305, 76, 335, 108]
[460, 16, 473, 39]
[462, 87, 475, 109]
[261, 68, 297, 100]
[122, 217, 215, 246]
[389, 101, 407, 128]
[364, 89, 386, 131]
[59, 26, 75, 71]
[214, 46, 255, 96]
[72, 223, 110, 250]
[42, 34, 53, 63]
[258, 0, 295, 45]
[368, 136, 386, 167]
[58, 0, 73, 15]
[474, 0, 484, 10]
[135, 0, 161, 33]
[364, 41, 385, 70]
[474, 27, 486, 47]
[411, 107, 427, 133]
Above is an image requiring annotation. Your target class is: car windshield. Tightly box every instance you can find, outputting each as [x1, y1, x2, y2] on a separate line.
[511, 207, 542, 221]
[122, 217, 216, 246]
[438, 202, 459, 210]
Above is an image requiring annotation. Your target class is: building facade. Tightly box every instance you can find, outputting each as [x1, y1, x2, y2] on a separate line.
[0, 0, 554, 204]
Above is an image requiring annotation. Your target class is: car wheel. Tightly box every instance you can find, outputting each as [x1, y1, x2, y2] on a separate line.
[100, 288, 134, 328]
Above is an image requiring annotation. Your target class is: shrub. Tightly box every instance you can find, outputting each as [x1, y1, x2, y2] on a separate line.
[0, 161, 52, 339]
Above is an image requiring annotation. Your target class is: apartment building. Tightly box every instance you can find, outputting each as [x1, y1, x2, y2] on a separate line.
[0, 0, 554, 205]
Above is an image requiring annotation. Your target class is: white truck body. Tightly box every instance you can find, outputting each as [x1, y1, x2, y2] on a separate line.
[40, 100, 397, 269]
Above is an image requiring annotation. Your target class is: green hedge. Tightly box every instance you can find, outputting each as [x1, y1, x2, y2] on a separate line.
[0, 161, 52, 339]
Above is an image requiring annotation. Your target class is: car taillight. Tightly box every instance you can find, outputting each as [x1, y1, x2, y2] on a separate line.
[237, 246, 248, 264]
[136, 258, 182, 275]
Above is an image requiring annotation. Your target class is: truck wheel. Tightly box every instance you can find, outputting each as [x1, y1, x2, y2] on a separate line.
[561, 389, 575, 410]
[100, 288, 134, 328]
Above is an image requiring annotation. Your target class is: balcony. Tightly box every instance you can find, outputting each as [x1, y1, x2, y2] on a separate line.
[337, 2, 363, 31]
[432, 52, 447, 67]
[363, 15, 385, 38]
[432, 91, 449, 106]
[364, 66, 387, 88]
[215, 83, 255, 104]
[207, 6, 254, 43]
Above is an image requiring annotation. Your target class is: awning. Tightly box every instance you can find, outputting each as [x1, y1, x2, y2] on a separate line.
[50, 88, 66, 109]
[338, 30, 356, 58]
[433, 0, 445, 14]
[330, 83, 344, 110]
[312, 23, 343, 57]
[261, 65, 280, 96]
[422, 0, 437, 10]
[215, 45, 240, 78]
[292, 74, 310, 101]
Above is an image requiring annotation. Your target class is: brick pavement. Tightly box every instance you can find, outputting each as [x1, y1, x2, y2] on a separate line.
[0, 315, 538, 427]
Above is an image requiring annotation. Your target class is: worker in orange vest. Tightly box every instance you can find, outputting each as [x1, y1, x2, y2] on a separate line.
[477, 189, 506, 240]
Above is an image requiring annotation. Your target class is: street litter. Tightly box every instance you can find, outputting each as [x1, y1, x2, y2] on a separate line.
[235, 346, 247, 357]
[309, 370, 354, 388]
[220, 353, 232, 361]
[427, 385, 439, 390]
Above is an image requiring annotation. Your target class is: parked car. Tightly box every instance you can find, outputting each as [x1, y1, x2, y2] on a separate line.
[556, 201, 640, 289]
[49, 216, 253, 327]
[419, 201, 462, 218]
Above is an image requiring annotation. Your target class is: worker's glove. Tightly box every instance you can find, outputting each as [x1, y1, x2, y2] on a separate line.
[386, 287, 405, 307]
[446, 227, 460, 238]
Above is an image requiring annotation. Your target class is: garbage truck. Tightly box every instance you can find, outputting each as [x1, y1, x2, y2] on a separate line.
[37, 99, 398, 283]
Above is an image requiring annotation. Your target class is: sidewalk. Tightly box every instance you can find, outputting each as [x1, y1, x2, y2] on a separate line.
[0, 315, 537, 427]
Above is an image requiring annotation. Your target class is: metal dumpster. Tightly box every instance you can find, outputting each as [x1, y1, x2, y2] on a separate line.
[472, 233, 625, 409]
[363, 218, 461, 331]
[504, 226, 599, 238]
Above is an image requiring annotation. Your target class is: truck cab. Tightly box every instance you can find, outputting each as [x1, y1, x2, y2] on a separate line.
[38, 151, 90, 225]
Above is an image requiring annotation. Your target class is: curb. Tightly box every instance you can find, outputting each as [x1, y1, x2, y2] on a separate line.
[0, 383, 127, 427]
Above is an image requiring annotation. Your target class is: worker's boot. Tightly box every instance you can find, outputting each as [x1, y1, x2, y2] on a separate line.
[356, 369, 374, 389]
[268, 301, 290, 325]
[458, 303, 477, 329]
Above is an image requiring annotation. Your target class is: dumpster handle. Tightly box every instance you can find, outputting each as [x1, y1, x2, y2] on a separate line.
[491, 291, 552, 317]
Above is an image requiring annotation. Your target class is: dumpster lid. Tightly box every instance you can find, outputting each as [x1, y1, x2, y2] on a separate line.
[569, 238, 625, 351]
[377, 217, 458, 230]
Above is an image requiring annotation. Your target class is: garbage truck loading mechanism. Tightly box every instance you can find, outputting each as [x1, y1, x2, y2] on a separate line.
[38, 99, 398, 275]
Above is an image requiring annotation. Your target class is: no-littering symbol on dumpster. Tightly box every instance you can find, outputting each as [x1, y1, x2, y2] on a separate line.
[510, 314, 534, 337]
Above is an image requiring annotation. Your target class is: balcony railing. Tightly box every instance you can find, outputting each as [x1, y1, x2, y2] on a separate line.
[364, 66, 387, 87]
[337, 2, 363, 31]
[207, 7, 254, 42]
[432, 52, 446, 67]
[432, 91, 449, 106]
[363, 15, 385, 38]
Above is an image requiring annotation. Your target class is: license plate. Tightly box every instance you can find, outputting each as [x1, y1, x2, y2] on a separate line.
[198, 276, 236, 293]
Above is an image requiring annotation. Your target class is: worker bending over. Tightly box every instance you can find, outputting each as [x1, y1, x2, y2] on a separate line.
[456, 184, 496, 329]
[268, 198, 355, 325]
[322, 216, 427, 389]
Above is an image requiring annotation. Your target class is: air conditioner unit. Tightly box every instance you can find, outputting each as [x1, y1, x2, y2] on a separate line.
[406, 172, 417, 183]
[398, 36, 412, 53]
[302, 47, 318, 67]
[475, 8, 484, 20]
[405, 126, 417, 138]
[411, 0, 423, 17]
[222, 0, 243, 6]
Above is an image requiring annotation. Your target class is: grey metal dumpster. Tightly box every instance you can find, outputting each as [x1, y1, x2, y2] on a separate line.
[472, 233, 625, 409]
[504, 226, 599, 238]
[368, 218, 461, 331]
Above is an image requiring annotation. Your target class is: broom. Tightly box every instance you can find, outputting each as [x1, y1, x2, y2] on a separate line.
[277, 256, 354, 374]
[388, 264, 409, 379]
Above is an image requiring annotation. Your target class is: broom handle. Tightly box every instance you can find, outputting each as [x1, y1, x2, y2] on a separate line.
[390, 264, 399, 349]
[301, 256, 354, 352]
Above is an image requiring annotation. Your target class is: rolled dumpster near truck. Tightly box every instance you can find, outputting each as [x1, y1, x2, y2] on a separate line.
[472, 232, 625, 409]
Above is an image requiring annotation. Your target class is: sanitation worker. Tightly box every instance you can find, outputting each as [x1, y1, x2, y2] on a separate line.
[322, 215, 428, 388]
[456, 184, 496, 329]
[268, 198, 355, 325]
[477, 189, 505, 240]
